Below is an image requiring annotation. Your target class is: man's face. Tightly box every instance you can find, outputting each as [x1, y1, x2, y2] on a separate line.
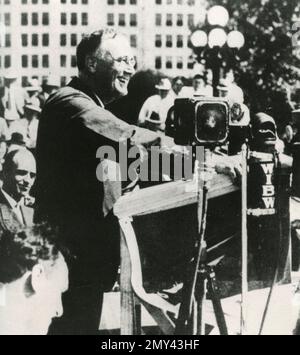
[4, 152, 36, 200]
[193, 79, 204, 91]
[27, 255, 69, 335]
[173, 80, 184, 95]
[94, 36, 135, 102]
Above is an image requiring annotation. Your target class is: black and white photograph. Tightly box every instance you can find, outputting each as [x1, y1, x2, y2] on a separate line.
[0, 0, 300, 338]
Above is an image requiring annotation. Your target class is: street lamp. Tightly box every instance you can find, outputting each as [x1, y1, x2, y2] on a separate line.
[190, 6, 245, 96]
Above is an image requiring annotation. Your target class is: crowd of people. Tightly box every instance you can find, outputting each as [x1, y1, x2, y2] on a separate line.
[0, 27, 298, 335]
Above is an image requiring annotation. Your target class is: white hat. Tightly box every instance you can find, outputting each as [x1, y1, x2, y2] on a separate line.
[44, 75, 60, 88]
[4, 69, 18, 80]
[155, 78, 172, 91]
[26, 79, 42, 92]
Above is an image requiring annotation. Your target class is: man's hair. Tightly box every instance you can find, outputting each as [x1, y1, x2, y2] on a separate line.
[76, 28, 118, 71]
[0, 224, 60, 284]
[172, 76, 186, 85]
[193, 74, 204, 81]
[2, 149, 33, 175]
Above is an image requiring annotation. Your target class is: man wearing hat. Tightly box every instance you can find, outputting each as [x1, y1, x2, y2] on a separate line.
[7, 104, 40, 152]
[0, 69, 28, 120]
[138, 77, 175, 132]
[26, 79, 42, 108]
[39, 75, 60, 107]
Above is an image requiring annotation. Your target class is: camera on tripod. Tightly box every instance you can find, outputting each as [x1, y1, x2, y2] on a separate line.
[173, 97, 230, 147]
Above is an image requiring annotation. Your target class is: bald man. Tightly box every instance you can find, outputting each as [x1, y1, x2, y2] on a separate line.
[0, 149, 36, 229]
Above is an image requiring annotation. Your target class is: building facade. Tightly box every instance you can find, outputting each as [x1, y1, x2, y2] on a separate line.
[0, 0, 206, 86]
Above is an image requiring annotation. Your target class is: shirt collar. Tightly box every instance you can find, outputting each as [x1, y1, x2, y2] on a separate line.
[1, 189, 24, 210]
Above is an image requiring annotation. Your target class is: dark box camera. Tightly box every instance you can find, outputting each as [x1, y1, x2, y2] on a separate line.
[173, 98, 230, 146]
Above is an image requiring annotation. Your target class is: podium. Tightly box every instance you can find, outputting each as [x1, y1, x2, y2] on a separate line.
[114, 174, 240, 335]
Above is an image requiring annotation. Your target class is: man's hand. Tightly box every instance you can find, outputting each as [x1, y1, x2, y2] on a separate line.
[213, 155, 242, 182]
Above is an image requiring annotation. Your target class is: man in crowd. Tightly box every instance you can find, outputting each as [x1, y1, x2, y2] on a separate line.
[180, 74, 213, 98]
[138, 77, 175, 132]
[39, 76, 61, 107]
[0, 70, 28, 119]
[35, 28, 162, 335]
[0, 149, 36, 230]
[0, 225, 69, 335]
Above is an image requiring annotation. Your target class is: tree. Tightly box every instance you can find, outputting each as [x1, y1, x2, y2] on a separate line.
[205, 0, 300, 129]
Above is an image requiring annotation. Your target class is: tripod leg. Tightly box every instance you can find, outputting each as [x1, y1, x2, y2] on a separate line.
[195, 267, 207, 335]
[207, 267, 228, 335]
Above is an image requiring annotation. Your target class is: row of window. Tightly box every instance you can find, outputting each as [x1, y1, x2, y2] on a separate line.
[155, 13, 194, 26]
[107, 13, 137, 27]
[20, 13, 49, 26]
[21, 33, 50, 47]
[21, 54, 50, 68]
[155, 34, 190, 48]
[155, 0, 196, 5]
[108, 0, 137, 4]
[155, 56, 194, 70]
[1, 32, 137, 49]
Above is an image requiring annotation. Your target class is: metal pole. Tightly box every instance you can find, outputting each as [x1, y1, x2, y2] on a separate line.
[241, 143, 248, 335]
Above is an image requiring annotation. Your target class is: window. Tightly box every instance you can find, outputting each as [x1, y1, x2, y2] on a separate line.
[42, 13, 49, 26]
[177, 14, 183, 26]
[4, 55, 11, 68]
[155, 14, 162, 26]
[119, 14, 125, 26]
[155, 56, 162, 70]
[42, 55, 49, 68]
[32, 13, 38, 26]
[71, 13, 77, 25]
[61, 13, 67, 25]
[130, 14, 137, 26]
[21, 13, 28, 26]
[166, 14, 172, 26]
[42, 34, 49, 46]
[81, 13, 88, 26]
[177, 57, 183, 69]
[60, 34, 67, 46]
[60, 55, 67, 67]
[71, 55, 77, 67]
[32, 33, 38, 46]
[130, 35, 137, 48]
[166, 56, 172, 69]
[22, 55, 28, 68]
[71, 34, 77, 46]
[177, 35, 183, 47]
[4, 13, 10, 26]
[107, 13, 114, 26]
[22, 34, 28, 47]
[5, 34, 11, 47]
[32, 55, 38, 68]
[166, 35, 173, 48]
[155, 34, 162, 48]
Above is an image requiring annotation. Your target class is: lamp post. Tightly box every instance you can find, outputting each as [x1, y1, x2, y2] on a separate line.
[190, 6, 245, 97]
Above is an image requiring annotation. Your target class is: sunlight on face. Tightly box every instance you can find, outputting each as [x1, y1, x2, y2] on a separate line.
[100, 35, 136, 99]
[27, 255, 69, 335]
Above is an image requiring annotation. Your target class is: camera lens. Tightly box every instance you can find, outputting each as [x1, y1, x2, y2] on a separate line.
[196, 103, 228, 144]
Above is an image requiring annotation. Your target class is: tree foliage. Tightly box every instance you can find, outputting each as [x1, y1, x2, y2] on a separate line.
[206, 0, 300, 123]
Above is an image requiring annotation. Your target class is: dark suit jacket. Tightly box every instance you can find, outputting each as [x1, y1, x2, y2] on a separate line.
[0, 190, 33, 232]
[35, 77, 140, 288]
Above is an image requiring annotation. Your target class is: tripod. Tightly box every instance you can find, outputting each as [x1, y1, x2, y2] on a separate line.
[175, 149, 228, 335]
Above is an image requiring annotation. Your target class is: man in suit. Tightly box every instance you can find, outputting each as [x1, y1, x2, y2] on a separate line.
[0, 149, 36, 231]
[35, 28, 162, 335]
[0, 70, 29, 119]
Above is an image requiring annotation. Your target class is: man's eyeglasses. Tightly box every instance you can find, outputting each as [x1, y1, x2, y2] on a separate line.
[112, 56, 136, 68]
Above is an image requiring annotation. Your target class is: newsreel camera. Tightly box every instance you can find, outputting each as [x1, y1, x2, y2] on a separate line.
[172, 97, 231, 336]
[173, 97, 230, 147]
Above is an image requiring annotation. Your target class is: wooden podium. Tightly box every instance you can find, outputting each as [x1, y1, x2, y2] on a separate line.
[114, 174, 239, 335]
